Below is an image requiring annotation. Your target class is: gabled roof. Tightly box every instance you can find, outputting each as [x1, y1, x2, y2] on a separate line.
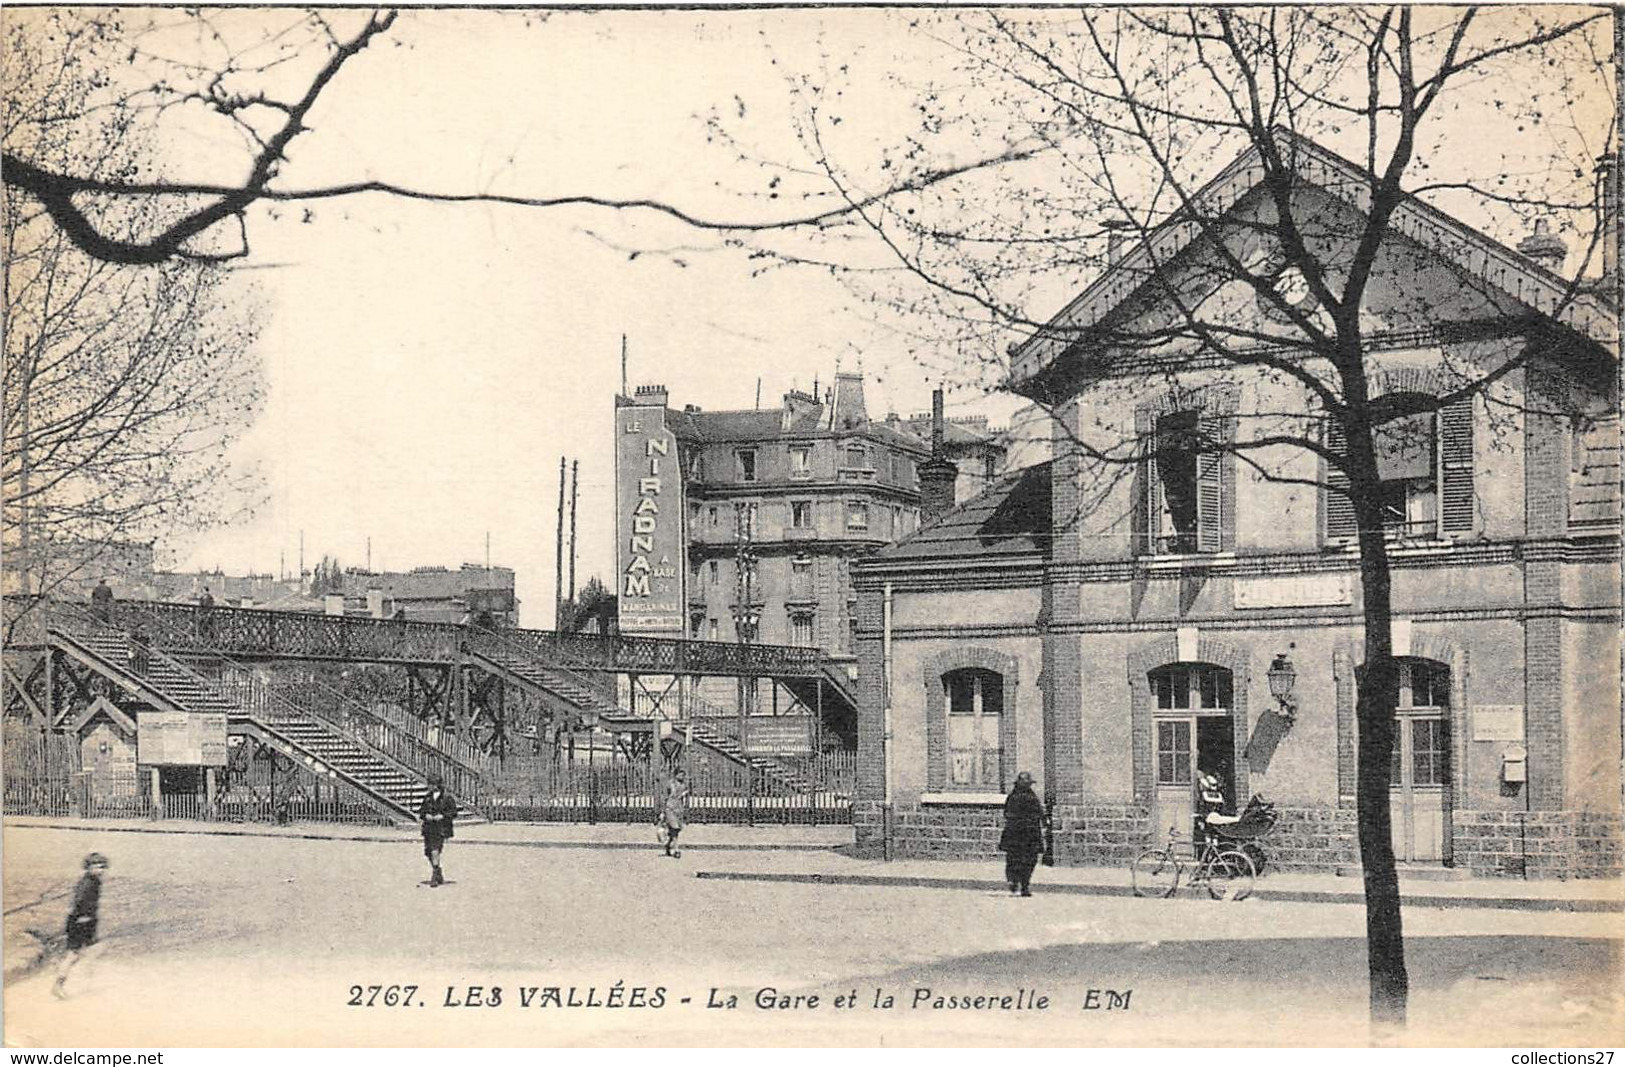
[877, 461, 1052, 562]
[1010, 129, 1617, 390]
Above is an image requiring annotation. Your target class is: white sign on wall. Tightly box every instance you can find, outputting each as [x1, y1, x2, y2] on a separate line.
[1472, 705, 1525, 742]
[1233, 573, 1354, 609]
[137, 711, 228, 766]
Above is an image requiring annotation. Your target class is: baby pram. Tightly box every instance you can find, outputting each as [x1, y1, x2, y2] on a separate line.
[1202, 795, 1278, 874]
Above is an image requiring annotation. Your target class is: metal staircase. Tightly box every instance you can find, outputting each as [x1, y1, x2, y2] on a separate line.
[468, 640, 815, 794]
[49, 626, 466, 822]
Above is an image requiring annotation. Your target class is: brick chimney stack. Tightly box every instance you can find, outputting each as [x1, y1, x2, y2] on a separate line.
[1517, 218, 1568, 274]
[917, 387, 959, 526]
[1103, 217, 1133, 265]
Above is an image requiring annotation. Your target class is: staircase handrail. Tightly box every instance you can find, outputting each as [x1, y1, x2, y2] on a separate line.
[8, 594, 837, 679]
[43, 612, 426, 819]
[463, 627, 624, 716]
[49, 600, 488, 810]
[66, 597, 489, 774]
[107, 599, 489, 776]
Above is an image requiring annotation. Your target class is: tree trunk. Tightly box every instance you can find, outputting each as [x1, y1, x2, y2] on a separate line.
[1347, 419, 1408, 1029]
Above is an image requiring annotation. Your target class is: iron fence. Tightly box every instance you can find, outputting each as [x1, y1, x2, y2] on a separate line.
[481, 742, 852, 825]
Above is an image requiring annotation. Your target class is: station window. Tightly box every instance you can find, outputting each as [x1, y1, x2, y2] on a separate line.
[944, 667, 1004, 789]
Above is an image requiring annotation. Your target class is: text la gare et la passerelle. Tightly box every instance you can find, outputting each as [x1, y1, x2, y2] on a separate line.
[349, 984, 1134, 1012]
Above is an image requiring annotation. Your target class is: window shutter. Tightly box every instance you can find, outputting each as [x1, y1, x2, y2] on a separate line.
[1196, 415, 1223, 552]
[1196, 452, 1222, 552]
[1438, 398, 1474, 535]
[1133, 410, 1156, 555]
[1323, 419, 1357, 543]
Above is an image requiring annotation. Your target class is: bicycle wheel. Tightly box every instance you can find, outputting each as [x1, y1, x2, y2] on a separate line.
[1131, 849, 1180, 898]
[1205, 848, 1257, 901]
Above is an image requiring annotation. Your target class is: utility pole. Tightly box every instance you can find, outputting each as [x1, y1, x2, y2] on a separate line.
[732, 501, 760, 825]
[18, 342, 30, 592]
[621, 334, 628, 398]
[555, 457, 567, 630]
[568, 460, 579, 604]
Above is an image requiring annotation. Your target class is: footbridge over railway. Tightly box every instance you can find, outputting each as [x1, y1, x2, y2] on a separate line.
[3, 596, 859, 825]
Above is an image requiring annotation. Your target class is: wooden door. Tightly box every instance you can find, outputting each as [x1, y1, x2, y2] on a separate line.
[1153, 717, 1195, 853]
[1390, 714, 1447, 862]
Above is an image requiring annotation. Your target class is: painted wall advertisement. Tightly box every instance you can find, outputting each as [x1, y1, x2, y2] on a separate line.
[137, 710, 228, 766]
[615, 394, 685, 634]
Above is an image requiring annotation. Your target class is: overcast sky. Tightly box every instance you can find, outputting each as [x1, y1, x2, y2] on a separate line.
[51, 6, 1610, 625]
[128, 8, 1002, 621]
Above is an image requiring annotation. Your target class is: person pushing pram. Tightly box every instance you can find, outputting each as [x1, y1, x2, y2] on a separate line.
[1196, 770, 1277, 872]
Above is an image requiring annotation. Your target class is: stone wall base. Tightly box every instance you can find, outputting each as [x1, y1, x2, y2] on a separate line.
[1453, 810, 1624, 879]
[856, 798, 1623, 879]
[852, 800, 1005, 859]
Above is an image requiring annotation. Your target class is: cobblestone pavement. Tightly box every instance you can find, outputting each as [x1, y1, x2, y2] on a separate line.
[4, 820, 1621, 1047]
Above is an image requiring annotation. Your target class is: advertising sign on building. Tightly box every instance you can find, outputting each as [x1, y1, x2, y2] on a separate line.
[137, 710, 228, 766]
[616, 390, 685, 634]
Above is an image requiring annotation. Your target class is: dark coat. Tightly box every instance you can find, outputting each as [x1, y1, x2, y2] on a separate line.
[65, 872, 102, 950]
[417, 789, 456, 845]
[998, 783, 1046, 855]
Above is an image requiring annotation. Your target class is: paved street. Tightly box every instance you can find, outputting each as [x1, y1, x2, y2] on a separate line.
[4, 821, 1621, 1047]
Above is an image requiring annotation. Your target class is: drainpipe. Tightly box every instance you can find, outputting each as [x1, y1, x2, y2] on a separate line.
[883, 580, 895, 862]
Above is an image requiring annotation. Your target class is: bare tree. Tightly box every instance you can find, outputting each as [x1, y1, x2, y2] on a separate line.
[0, 8, 1054, 266]
[3, 9, 265, 606]
[726, 6, 1618, 1027]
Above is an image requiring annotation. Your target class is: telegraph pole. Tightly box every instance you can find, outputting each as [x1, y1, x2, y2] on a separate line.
[568, 459, 579, 604]
[555, 457, 567, 630]
[732, 501, 760, 824]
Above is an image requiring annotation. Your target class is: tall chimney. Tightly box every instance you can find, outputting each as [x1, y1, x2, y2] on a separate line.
[916, 387, 959, 526]
[1103, 217, 1133, 265]
[1517, 218, 1567, 274]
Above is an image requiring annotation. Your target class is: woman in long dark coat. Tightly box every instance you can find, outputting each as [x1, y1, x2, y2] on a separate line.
[998, 771, 1046, 897]
[417, 776, 457, 887]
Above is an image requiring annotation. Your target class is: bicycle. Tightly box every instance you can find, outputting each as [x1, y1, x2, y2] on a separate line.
[1131, 825, 1257, 901]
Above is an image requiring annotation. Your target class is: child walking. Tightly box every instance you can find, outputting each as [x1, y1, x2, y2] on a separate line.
[54, 852, 108, 998]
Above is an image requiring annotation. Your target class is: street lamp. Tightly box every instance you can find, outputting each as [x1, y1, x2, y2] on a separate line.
[1267, 647, 1298, 723]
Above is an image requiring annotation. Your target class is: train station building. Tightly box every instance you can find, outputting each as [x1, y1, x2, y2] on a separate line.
[851, 135, 1621, 878]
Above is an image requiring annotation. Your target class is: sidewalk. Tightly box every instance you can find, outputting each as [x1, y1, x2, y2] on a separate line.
[1, 812, 853, 851]
[7, 813, 1621, 912]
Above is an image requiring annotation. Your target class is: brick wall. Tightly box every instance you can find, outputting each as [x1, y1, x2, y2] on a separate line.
[1262, 806, 1360, 871]
[890, 802, 1005, 860]
[1452, 810, 1624, 879]
[1524, 363, 1569, 812]
[1052, 802, 1150, 864]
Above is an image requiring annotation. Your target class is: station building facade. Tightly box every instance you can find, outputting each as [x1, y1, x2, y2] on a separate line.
[852, 137, 1621, 878]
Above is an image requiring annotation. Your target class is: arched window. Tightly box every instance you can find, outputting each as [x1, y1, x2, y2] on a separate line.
[944, 667, 1004, 789]
[1148, 663, 1233, 712]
